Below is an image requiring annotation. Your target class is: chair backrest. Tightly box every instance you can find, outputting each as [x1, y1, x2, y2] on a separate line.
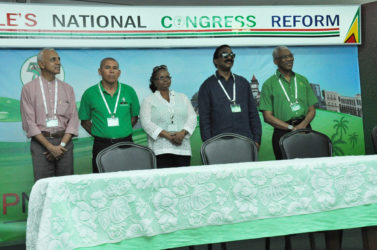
[201, 133, 258, 165]
[279, 128, 332, 159]
[96, 142, 157, 173]
[372, 126, 377, 154]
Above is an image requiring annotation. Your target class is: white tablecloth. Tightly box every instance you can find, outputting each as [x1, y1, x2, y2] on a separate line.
[26, 155, 377, 250]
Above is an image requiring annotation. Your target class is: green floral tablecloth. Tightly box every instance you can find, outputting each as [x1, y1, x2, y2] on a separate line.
[26, 155, 377, 250]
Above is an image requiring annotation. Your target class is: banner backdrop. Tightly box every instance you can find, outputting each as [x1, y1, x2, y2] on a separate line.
[0, 46, 364, 244]
[0, 3, 360, 47]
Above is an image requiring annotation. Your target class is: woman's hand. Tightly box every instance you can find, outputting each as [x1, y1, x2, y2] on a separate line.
[159, 130, 176, 143]
[172, 130, 187, 145]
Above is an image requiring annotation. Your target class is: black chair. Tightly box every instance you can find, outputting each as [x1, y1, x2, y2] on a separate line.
[96, 142, 157, 173]
[279, 128, 332, 159]
[201, 133, 258, 165]
[279, 128, 334, 250]
[201, 133, 258, 250]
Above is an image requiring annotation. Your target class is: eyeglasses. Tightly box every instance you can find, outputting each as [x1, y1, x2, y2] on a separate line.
[153, 65, 167, 72]
[155, 75, 171, 81]
[155, 75, 172, 81]
[220, 52, 236, 59]
[277, 54, 294, 60]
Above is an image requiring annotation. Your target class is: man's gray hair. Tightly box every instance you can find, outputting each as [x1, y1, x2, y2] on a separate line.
[100, 57, 119, 68]
[272, 46, 289, 59]
[37, 48, 56, 63]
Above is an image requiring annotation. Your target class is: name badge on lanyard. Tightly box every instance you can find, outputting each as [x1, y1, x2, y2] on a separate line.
[46, 119, 59, 128]
[290, 102, 301, 112]
[277, 74, 301, 113]
[39, 77, 59, 128]
[216, 73, 241, 113]
[98, 83, 122, 128]
[107, 117, 119, 127]
[231, 103, 241, 113]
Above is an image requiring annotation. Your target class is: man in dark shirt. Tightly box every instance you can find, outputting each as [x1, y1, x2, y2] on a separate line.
[198, 44, 262, 147]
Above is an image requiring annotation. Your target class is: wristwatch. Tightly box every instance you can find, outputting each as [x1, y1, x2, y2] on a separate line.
[60, 142, 66, 147]
[287, 125, 294, 130]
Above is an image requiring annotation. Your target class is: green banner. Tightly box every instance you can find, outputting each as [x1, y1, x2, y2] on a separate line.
[0, 46, 364, 245]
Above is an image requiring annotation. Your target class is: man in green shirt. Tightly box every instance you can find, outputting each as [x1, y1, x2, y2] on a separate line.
[259, 46, 318, 160]
[79, 57, 140, 173]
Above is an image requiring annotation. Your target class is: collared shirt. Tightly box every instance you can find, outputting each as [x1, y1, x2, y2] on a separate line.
[140, 90, 197, 156]
[198, 71, 262, 143]
[20, 76, 79, 138]
[79, 82, 140, 139]
[259, 70, 318, 122]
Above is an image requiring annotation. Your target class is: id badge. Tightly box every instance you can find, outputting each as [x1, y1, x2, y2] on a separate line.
[290, 103, 301, 112]
[107, 117, 119, 127]
[168, 124, 178, 132]
[230, 103, 241, 113]
[46, 119, 58, 128]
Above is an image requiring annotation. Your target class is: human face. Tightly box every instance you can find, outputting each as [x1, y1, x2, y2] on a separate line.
[38, 50, 61, 76]
[214, 46, 235, 71]
[98, 59, 121, 85]
[153, 69, 171, 91]
[274, 48, 294, 73]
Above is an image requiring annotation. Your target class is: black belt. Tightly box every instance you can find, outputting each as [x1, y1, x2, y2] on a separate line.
[286, 118, 305, 126]
[94, 135, 132, 144]
[41, 130, 65, 138]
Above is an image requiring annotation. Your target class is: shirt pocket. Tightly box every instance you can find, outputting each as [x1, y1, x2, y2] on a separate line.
[119, 102, 130, 112]
[57, 100, 71, 117]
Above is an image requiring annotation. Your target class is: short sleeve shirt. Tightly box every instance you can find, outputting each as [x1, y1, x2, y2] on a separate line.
[79, 82, 140, 138]
[259, 70, 318, 122]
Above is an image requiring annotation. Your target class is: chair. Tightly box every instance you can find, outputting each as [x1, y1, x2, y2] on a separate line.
[279, 128, 332, 159]
[371, 125, 377, 154]
[279, 128, 334, 250]
[201, 133, 258, 250]
[96, 142, 157, 173]
[201, 133, 258, 165]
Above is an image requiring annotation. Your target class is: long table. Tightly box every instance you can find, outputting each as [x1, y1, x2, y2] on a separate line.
[26, 155, 377, 249]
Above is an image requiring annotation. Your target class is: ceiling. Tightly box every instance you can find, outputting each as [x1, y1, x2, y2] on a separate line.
[12, 0, 377, 5]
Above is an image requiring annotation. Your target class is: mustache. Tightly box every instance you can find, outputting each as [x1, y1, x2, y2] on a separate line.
[225, 59, 234, 63]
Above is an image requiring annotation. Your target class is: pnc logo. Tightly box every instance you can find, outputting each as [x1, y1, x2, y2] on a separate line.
[20, 55, 65, 85]
[161, 15, 256, 29]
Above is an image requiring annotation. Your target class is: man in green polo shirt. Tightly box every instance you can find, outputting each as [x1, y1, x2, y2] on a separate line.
[259, 46, 318, 160]
[79, 57, 140, 173]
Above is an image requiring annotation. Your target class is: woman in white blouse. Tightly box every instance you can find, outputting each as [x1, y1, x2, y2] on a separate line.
[140, 65, 197, 168]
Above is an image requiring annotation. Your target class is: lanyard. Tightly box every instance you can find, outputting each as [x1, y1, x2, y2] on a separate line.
[215, 73, 236, 103]
[277, 74, 298, 104]
[98, 82, 121, 118]
[39, 77, 57, 118]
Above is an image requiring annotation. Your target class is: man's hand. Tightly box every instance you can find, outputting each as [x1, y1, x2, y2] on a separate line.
[46, 145, 67, 159]
[295, 106, 316, 130]
[172, 130, 186, 145]
[295, 121, 308, 130]
[43, 152, 55, 161]
[255, 142, 260, 151]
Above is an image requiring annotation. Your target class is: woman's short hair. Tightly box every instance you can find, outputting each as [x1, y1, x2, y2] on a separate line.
[149, 65, 168, 92]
